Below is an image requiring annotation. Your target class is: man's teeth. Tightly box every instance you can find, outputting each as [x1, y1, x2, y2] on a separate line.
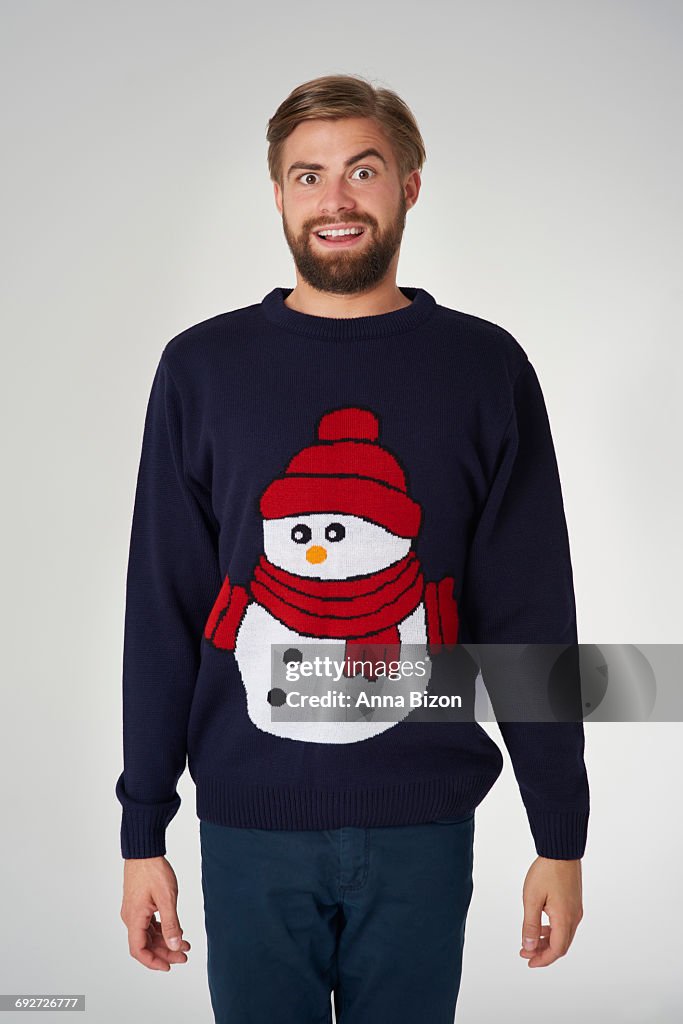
[317, 228, 364, 237]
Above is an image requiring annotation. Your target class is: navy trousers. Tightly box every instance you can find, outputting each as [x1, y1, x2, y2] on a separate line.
[199, 812, 475, 1024]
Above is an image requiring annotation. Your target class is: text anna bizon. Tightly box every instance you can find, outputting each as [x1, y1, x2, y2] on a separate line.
[282, 690, 463, 709]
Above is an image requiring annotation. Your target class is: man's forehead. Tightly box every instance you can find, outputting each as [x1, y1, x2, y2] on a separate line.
[284, 118, 391, 159]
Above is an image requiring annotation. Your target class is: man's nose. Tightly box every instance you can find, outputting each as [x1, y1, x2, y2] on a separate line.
[319, 178, 356, 214]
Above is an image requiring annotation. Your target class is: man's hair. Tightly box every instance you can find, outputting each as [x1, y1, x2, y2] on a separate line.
[266, 74, 426, 189]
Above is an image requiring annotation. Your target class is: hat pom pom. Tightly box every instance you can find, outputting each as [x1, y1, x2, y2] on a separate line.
[317, 407, 379, 443]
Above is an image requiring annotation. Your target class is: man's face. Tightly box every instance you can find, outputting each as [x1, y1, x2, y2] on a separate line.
[273, 117, 417, 295]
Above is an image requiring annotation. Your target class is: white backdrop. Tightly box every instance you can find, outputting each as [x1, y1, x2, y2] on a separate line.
[1, 1, 681, 1021]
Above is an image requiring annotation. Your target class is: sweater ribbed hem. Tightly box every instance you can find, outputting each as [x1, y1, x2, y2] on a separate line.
[117, 775, 588, 858]
[526, 809, 590, 859]
[195, 773, 498, 831]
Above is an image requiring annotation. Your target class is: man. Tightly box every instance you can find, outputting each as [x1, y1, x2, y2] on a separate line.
[117, 74, 588, 1023]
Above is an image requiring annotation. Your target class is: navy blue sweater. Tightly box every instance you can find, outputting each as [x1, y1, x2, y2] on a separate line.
[115, 286, 589, 860]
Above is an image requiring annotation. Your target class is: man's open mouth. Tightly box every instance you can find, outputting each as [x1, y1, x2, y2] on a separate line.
[313, 227, 367, 246]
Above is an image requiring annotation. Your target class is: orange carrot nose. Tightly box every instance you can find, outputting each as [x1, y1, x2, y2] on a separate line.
[306, 545, 327, 564]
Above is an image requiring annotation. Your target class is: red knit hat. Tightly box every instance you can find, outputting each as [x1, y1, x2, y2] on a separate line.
[259, 407, 422, 538]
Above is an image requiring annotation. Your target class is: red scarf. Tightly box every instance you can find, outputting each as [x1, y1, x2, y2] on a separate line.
[249, 550, 424, 675]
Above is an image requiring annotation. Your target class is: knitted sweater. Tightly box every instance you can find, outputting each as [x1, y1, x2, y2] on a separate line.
[115, 286, 589, 860]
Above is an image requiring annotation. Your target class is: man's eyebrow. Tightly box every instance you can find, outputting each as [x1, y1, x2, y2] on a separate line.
[286, 148, 388, 180]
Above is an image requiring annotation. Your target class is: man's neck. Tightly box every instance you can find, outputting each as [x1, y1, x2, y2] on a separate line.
[284, 279, 413, 319]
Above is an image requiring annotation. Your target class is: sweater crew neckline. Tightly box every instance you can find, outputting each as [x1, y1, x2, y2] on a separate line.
[259, 285, 437, 341]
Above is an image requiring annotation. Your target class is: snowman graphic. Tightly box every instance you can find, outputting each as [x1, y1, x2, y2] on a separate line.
[203, 406, 459, 743]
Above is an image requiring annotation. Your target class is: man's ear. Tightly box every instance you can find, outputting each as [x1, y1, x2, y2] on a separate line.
[404, 169, 421, 212]
[273, 180, 283, 215]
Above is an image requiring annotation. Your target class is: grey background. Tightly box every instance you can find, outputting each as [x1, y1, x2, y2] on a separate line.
[1, 0, 681, 1021]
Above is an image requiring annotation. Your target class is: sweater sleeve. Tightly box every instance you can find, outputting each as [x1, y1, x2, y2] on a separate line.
[114, 353, 222, 859]
[461, 358, 590, 860]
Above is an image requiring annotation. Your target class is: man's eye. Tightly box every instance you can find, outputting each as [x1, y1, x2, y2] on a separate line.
[296, 167, 376, 186]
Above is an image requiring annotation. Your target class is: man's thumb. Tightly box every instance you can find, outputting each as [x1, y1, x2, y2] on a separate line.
[522, 912, 542, 950]
[158, 901, 183, 951]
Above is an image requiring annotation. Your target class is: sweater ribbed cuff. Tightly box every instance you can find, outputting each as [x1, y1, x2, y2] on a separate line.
[120, 808, 172, 859]
[526, 809, 590, 859]
[115, 773, 181, 859]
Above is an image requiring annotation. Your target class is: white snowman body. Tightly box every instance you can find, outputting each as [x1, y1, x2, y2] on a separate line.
[233, 512, 432, 743]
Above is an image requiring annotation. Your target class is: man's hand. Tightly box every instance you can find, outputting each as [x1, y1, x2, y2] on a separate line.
[121, 856, 191, 971]
[520, 856, 583, 968]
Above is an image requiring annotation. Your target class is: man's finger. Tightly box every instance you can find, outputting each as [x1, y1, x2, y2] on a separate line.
[521, 901, 544, 951]
[156, 895, 184, 952]
[520, 924, 550, 959]
[149, 917, 192, 953]
[128, 923, 171, 971]
[528, 915, 572, 967]
[147, 921, 191, 965]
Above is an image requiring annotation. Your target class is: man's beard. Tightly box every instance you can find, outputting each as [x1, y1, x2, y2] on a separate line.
[281, 192, 407, 295]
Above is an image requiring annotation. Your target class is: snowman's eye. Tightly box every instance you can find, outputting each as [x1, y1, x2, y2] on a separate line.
[325, 522, 346, 542]
[291, 523, 312, 544]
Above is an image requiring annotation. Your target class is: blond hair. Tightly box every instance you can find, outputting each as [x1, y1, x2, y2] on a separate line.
[266, 74, 426, 188]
